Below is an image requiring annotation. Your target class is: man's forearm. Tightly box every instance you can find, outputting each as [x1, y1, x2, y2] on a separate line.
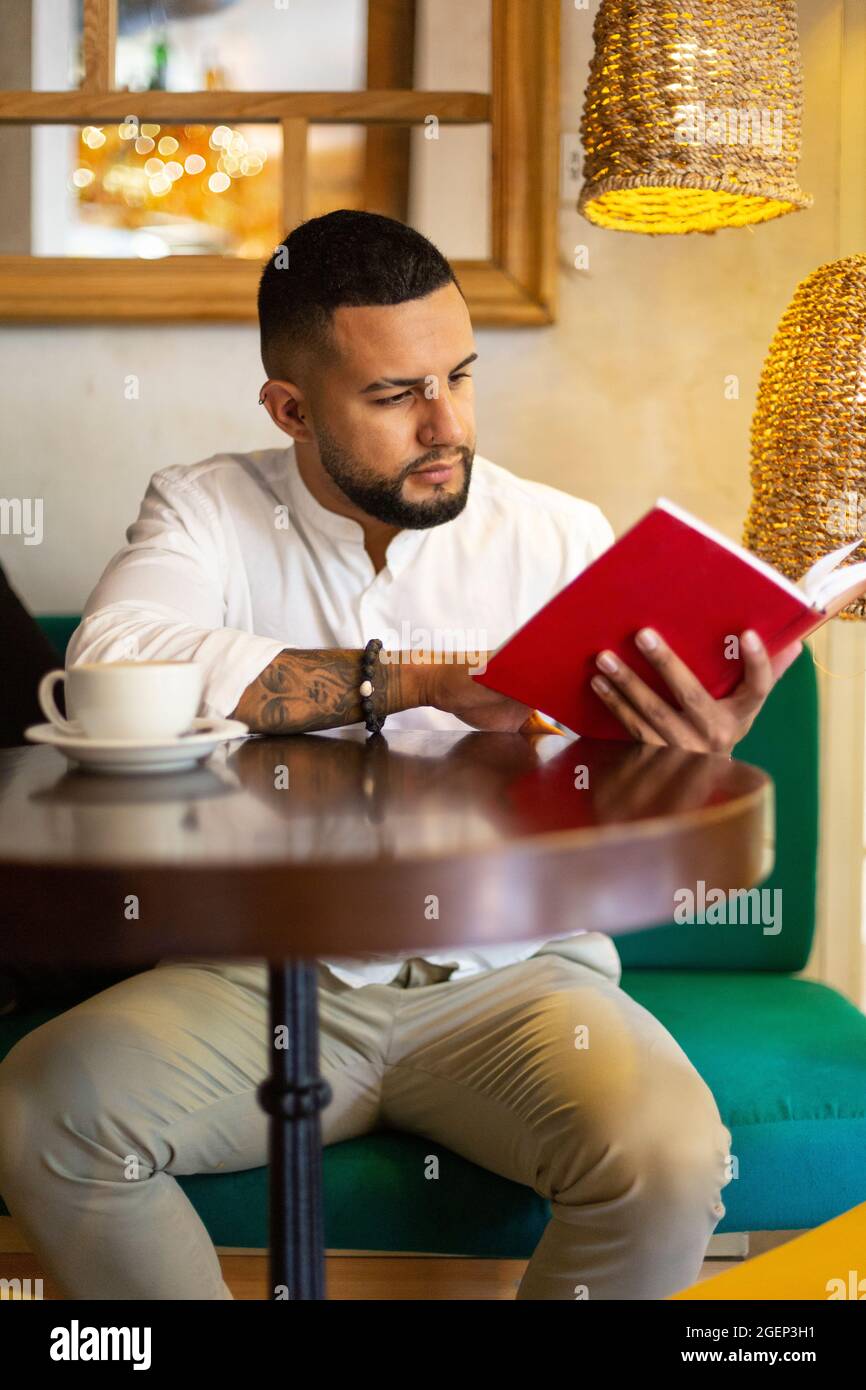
[231, 648, 423, 734]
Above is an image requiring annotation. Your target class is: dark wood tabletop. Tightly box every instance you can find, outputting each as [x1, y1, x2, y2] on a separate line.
[0, 729, 772, 967]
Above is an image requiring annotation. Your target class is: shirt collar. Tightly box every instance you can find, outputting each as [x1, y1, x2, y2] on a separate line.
[382, 526, 427, 578]
[283, 445, 432, 578]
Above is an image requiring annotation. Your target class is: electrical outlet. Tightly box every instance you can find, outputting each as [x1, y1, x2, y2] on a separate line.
[560, 133, 583, 200]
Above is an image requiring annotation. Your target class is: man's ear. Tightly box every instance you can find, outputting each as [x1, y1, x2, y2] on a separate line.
[259, 381, 313, 442]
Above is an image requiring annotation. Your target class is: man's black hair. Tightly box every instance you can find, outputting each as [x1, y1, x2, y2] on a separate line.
[257, 209, 461, 378]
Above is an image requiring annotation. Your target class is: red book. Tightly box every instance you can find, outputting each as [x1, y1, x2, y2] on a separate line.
[473, 497, 866, 740]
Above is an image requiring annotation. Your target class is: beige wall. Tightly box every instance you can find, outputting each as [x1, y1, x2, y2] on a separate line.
[0, 0, 857, 613]
[510, 0, 846, 540]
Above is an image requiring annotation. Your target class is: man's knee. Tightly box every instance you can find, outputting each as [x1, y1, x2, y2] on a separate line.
[0, 1010, 140, 1174]
[0, 1023, 60, 1182]
[539, 1055, 731, 1216]
[631, 1093, 732, 1216]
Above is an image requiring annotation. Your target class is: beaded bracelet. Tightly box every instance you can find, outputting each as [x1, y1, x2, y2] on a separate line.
[359, 638, 386, 736]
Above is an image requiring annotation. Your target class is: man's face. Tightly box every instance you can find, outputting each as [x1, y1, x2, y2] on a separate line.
[305, 280, 477, 529]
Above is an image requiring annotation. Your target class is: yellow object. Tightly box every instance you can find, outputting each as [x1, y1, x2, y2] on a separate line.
[672, 1201, 866, 1299]
[742, 254, 866, 622]
[578, 0, 812, 235]
[520, 710, 565, 737]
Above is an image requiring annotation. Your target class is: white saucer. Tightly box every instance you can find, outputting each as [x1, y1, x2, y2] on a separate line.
[24, 717, 249, 775]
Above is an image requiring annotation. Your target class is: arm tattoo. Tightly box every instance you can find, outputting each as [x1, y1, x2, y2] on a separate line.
[235, 648, 407, 735]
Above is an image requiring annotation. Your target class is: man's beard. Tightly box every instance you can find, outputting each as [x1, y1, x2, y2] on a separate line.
[316, 428, 474, 529]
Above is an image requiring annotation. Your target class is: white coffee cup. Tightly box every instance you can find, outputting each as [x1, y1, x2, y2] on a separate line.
[38, 661, 203, 741]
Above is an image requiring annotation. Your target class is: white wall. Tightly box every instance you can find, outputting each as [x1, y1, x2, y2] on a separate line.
[0, 0, 855, 613]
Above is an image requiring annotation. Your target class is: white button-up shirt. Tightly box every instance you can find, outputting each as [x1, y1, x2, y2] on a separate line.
[68, 444, 622, 987]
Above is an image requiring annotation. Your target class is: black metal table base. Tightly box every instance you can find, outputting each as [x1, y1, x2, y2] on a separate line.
[257, 960, 333, 1300]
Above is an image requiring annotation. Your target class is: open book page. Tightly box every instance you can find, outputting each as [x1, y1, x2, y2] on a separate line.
[798, 535, 866, 611]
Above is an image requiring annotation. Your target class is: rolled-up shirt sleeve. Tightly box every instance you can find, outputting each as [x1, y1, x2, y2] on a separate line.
[66, 471, 285, 720]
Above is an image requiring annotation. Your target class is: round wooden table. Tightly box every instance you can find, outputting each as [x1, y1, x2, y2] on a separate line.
[0, 728, 772, 1300]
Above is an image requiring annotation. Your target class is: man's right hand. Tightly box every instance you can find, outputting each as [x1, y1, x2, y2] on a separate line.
[423, 655, 532, 732]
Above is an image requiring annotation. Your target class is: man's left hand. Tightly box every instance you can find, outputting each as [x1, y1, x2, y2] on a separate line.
[590, 628, 804, 754]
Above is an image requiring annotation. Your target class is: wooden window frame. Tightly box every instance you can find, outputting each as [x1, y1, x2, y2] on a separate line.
[0, 0, 559, 325]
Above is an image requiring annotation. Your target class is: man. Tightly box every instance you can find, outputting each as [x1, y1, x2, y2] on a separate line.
[0, 211, 801, 1300]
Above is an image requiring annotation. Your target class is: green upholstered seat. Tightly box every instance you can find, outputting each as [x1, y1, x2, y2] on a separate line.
[1, 627, 863, 1254]
[34, 615, 81, 662]
[613, 643, 819, 973]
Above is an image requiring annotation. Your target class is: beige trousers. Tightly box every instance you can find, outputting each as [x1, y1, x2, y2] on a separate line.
[0, 941, 732, 1300]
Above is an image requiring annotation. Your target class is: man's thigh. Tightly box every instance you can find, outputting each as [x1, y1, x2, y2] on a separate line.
[0, 962, 394, 1176]
[380, 953, 730, 1194]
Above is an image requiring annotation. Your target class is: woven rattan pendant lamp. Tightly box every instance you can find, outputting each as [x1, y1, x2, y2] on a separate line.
[578, 0, 813, 235]
[742, 254, 866, 621]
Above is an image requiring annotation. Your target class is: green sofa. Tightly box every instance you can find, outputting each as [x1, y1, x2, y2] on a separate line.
[1, 617, 864, 1257]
